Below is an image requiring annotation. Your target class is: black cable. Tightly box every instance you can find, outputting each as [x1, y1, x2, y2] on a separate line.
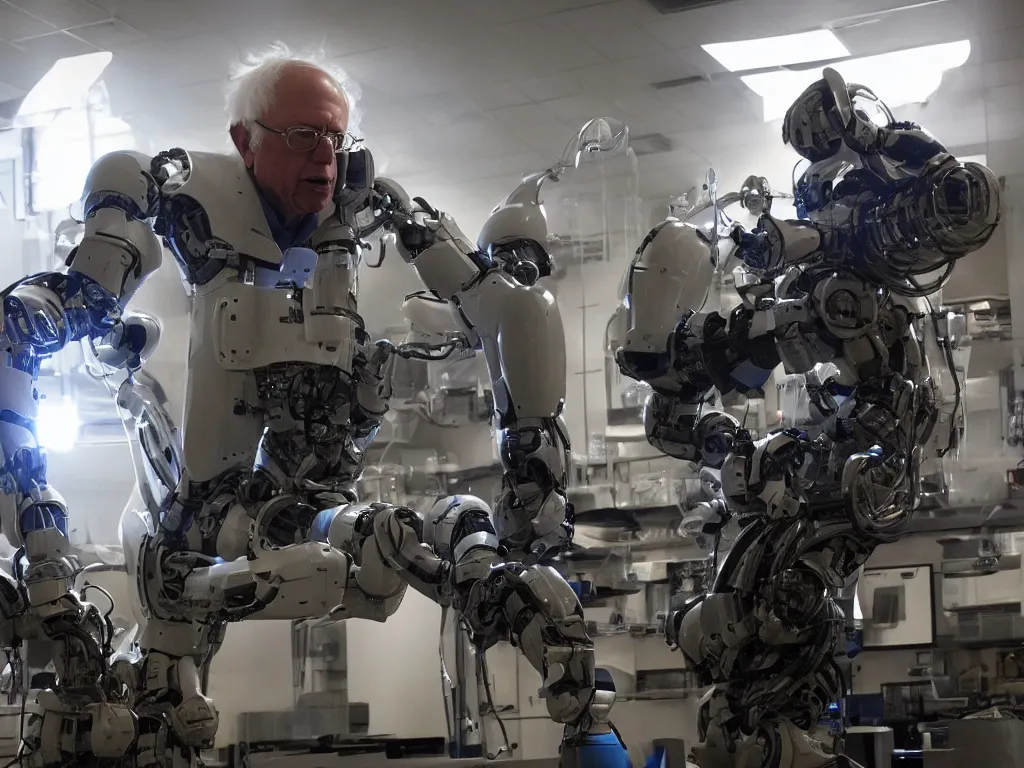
[478, 647, 516, 758]
[925, 296, 962, 458]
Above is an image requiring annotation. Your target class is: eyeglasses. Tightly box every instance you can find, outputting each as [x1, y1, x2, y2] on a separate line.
[254, 120, 362, 152]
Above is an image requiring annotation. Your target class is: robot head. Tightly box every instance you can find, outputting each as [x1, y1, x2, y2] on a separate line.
[783, 68, 894, 162]
[739, 175, 773, 216]
[477, 172, 549, 252]
[477, 172, 553, 282]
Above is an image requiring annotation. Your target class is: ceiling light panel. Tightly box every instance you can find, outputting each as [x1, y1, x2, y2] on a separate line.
[741, 39, 972, 121]
[702, 29, 850, 73]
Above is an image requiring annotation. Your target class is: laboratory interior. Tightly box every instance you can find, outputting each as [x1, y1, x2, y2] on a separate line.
[1, 0, 1023, 767]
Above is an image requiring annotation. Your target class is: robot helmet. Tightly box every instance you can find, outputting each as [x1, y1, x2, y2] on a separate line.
[783, 68, 894, 162]
[782, 76, 847, 162]
[476, 172, 549, 254]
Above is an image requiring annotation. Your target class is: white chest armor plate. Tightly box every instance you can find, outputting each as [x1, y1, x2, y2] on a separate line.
[194, 273, 356, 373]
[162, 150, 359, 375]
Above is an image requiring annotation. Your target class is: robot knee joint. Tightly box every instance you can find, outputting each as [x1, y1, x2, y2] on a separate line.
[421, 495, 497, 565]
[170, 693, 219, 748]
[85, 701, 138, 758]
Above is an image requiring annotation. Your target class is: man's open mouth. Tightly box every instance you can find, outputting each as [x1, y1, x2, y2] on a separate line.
[304, 176, 331, 189]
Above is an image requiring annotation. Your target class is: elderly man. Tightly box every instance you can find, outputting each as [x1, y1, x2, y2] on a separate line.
[226, 51, 359, 249]
[0, 41, 624, 766]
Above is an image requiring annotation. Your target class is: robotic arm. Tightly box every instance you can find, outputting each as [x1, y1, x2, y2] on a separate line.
[384, 175, 573, 561]
[736, 68, 1001, 293]
[310, 136, 637, 751]
[0, 150, 163, 764]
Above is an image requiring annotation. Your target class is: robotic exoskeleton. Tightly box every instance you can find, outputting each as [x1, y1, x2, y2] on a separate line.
[0, 119, 619, 765]
[611, 68, 1001, 768]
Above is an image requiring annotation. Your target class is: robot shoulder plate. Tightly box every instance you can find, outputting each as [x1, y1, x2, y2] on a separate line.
[158, 149, 283, 268]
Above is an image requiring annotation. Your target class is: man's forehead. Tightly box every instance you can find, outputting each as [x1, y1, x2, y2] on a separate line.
[271, 97, 348, 131]
[271, 67, 349, 126]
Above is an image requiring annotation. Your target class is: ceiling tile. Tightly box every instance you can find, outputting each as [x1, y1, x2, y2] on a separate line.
[88, 0, 209, 41]
[640, 0, 784, 50]
[0, 36, 41, 88]
[761, 0, 851, 27]
[976, 25, 1024, 65]
[319, 1, 476, 50]
[984, 109, 1024, 143]
[518, 50, 700, 104]
[226, 15, 390, 59]
[654, 79, 762, 130]
[465, 81, 533, 113]
[0, 80, 24, 101]
[370, 90, 485, 131]
[0, 2, 55, 41]
[471, 19, 608, 80]
[517, 70, 590, 103]
[984, 84, 1024, 113]
[546, 0, 664, 31]
[6, 0, 109, 30]
[609, 98, 686, 136]
[422, 117, 532, 161]
[985, 0, 1024, 28]
[65, 17, 147, 51]
[15, 30, 99, 65]
[545, 5, 669, 63]
[836, 4, 984, 59]
[983, 57, 1024, 89]
[444, 151, 549, 183]
[483, 103, 582, 155]
[539, 93, 618, 124]
[577, 24, 668, 62]
[334, 47, 479, 98]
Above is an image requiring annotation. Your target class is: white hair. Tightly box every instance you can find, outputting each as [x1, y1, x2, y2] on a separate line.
[225, 41, 361, 150]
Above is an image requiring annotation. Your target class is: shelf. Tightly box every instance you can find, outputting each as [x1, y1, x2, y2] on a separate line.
[588, 621, 664, 638]
[620, 688, 699, 701]
[573, 503, 680, 530]
[906, 501, 1024, 534]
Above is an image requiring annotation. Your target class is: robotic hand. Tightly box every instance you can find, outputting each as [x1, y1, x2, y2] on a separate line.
[89, 311, 161, 372]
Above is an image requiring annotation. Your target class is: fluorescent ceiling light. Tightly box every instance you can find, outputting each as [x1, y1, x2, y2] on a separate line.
[15, 51, 113, 128]
[702, 30, 850, 73]
[742, 40, 971, 122]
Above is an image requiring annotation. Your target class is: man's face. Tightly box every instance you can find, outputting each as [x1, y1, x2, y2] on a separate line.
[236, 65, 350, 224]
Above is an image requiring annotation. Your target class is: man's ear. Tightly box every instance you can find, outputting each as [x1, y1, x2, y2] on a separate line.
[230, 123, 253, 168]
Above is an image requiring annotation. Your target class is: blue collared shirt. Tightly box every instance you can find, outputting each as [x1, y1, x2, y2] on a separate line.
[258, 192, 320, 252]
[255, 190, 321, 288]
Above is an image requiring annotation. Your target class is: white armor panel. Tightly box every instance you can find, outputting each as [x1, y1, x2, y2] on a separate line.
[0, 365, 38, 548]
[81, 150, 154, 214]
[458, 273, 566, 419]
[74, 210, 164, 302]
[197, 273, 356, 372]
[163, 151, 283, 266]
[622, 220, 715, 355]
[402, 290, 460, 336]
[477, 172, 548, 252]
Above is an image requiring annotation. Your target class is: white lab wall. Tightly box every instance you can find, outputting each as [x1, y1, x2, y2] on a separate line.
[346, 590, 448, 738]
[207, 620, 296, 747]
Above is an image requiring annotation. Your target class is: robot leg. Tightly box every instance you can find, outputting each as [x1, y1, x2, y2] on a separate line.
[119, 512, 222, 767]
[8, 513, 138, 766]
[312, 496, 621, 745]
